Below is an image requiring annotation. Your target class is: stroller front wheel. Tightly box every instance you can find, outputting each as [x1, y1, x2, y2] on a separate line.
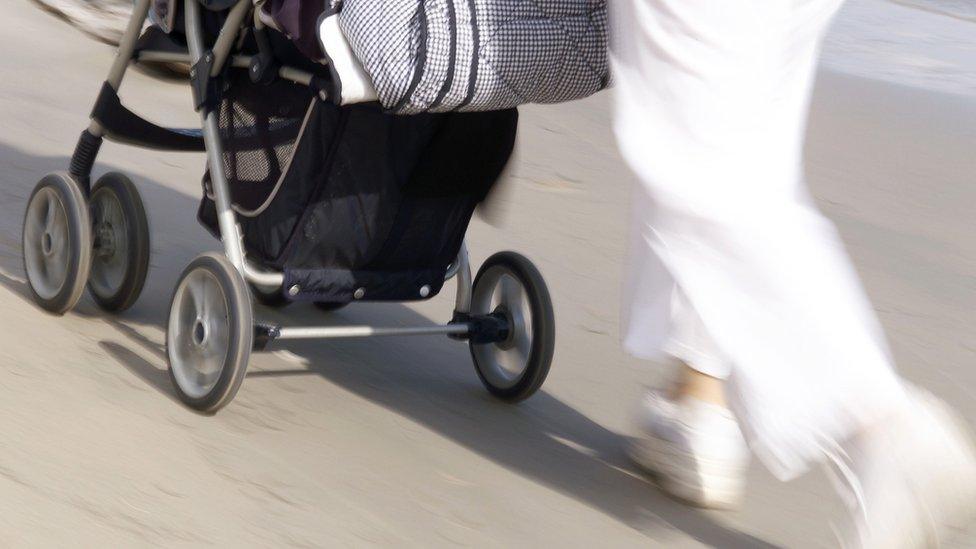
[87, 172, 150, 313]
[22, 172, 92, 315]
[167, 253, 253, 413]
[469, 252, 555, 402]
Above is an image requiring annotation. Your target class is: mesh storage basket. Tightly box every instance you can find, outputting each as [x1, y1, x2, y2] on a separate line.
[203, 74, 315, 219]
[199, 72, 518, 303]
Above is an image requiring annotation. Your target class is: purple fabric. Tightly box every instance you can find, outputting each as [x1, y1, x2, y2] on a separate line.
[264, 0, 326, 60]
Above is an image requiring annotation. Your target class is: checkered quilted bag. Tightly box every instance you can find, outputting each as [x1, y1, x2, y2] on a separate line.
[337, 0, 609, 113]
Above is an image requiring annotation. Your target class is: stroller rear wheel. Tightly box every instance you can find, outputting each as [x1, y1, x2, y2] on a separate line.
[22, 172, 92, 315]
[88, 172, 150, 313]
[469, 252, 555, 402]
[167, 253, 253, 413]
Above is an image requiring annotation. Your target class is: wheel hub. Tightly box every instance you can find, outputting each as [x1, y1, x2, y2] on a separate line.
[492, 305, 516, 350]
[192, 318, 208, 347]
[88, 184, 135, 303]
[469, 268, 534, 390]
[41, 232, 54, 256]
[95, 223, 116, 258]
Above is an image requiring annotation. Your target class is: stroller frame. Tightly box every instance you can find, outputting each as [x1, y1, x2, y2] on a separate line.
[22, 0, 555, 412]
[91, 0, 477, 339]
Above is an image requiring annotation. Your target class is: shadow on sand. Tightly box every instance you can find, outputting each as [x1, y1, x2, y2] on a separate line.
[0, 141, 777, 548]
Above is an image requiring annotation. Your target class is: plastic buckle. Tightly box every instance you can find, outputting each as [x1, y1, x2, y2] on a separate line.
[190, 50, 219, 112]
[249, 27, 279, 85]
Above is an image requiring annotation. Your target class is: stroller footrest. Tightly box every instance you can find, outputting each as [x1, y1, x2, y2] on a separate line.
[282, 267, 448, 303]
[91, 82, 205, 152]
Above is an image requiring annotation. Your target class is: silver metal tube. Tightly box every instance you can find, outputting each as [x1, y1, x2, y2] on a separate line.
[136, 51, 192, 64]
[229, 56, 313, 86]
[89, 0, 151, 136]
[184, 0, 206, 59]
[279, 66, 313, 86]
[135, 52, 314, 86]
[210, 0, 252, 76]
[203, 115, 246, 269]
[276, 324, 471, 340]
[243, 260, 285, 288]
[88, 120, 105, 136]
[444, 261, 459, 281]
[106, 0, 151, 90]
[186, 0, 246, 270]
[454, 242, 473, 313]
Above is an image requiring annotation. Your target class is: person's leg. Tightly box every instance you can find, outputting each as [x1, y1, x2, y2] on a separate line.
[671, 366, 725, 406]
[622, 193, 749, 508]
[612, 0, 899, 484]
[612, 0, 976, 541]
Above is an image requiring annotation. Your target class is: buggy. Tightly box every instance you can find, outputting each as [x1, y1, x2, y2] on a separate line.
[20, 0, 583, 411]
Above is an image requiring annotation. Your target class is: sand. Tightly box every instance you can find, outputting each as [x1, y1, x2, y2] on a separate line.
[0, 1, 973, 546]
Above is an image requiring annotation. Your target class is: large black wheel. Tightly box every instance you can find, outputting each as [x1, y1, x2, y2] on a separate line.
[166, 253, 253, 413]
[87, 172, 150, 313]
[469, 252, 555, 402]
[22, 172, 92, 315]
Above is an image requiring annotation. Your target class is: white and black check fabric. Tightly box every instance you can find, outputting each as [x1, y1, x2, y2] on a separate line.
[337, 0, 608, 113]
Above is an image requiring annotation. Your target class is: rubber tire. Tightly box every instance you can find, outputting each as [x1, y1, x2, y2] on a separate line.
[250, 283, 289, 308]
[166, 252, 253, 413]
[87, 172, 150, 313]
[469, 251, 555, 402]
[22, 172, 92, 315]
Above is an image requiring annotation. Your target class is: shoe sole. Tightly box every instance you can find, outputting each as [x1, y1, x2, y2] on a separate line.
[628, 436, 746, 510]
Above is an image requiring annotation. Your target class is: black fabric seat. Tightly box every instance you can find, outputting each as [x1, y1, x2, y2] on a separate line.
[198, 70, 518, 303]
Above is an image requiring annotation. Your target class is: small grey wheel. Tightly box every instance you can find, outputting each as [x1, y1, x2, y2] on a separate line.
[22, 172, 92, 315]
[88, 172, 150, 313]
[166, 253, 253, 413]
[469, 252, 555, 402]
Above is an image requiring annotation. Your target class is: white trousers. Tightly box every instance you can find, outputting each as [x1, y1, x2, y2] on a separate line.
[612, 0, 907, 479]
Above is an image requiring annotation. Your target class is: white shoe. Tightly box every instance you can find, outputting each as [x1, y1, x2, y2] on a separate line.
[628, 390, 749, 509]
[840, 389, 976, 548]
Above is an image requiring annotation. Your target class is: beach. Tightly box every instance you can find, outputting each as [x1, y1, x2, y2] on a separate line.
[0, 0, 973, 546]
[823, 0, 976, 96]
